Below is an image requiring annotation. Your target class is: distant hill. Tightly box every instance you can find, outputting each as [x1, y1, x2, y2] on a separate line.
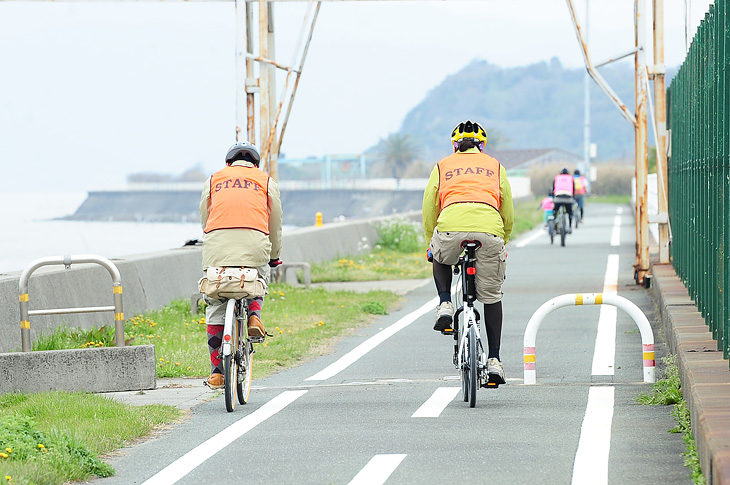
[396, 58, 675, 163]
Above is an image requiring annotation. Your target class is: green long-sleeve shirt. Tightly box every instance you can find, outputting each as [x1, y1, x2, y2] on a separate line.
[422, 148, 514, 244]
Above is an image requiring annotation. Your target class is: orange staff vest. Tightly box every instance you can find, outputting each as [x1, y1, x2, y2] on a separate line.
[204, 165, 270, 235]
[437, 152, 501, 211]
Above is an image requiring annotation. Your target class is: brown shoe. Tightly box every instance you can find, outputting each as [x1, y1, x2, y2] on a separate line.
[247, 315, 266, 337]
[206, 373, 224, 389]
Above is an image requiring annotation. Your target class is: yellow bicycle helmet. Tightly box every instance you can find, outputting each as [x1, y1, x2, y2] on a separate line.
[451, 120, 488, 145]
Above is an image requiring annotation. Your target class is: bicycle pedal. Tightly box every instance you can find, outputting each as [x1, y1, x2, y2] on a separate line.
[248, 336, 265, 344]
[440, 328, 455, 336]
[483, 381, 500, 389]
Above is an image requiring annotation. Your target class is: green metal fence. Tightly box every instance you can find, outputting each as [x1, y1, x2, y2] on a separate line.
[668, 0, 730, 360]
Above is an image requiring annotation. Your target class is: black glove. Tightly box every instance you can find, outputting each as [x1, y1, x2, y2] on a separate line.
[269, 258, 282, 268]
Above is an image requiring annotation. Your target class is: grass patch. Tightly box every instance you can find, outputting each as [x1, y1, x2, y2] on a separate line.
[0, 392, 180, 484]
[310, 251, 431, 282]
[637, 355, 705, 484]
[27, 284, 399, 381]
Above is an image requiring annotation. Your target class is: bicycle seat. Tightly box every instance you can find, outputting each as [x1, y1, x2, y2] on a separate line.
[460, 240, 482, 249]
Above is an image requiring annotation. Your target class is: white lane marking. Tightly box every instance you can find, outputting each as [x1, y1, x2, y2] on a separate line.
[592, 254, 619, 375]
[142, 390, 307, 485]
[411, 387, 460, 417]
[348, 454, 407, 485]
[610, 215, 621, 246]
[571, 386, 615, 485]
[306, 297, 439, 381]
[515, 228, 545, 248]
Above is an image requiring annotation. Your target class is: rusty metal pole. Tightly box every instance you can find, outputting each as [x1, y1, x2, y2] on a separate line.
[267, 2, 279, 181]
[246, 1, 257, 145]
[653, 0, 670, 263]
[258, 0, 270, 173]
[635, 0, 650, 284]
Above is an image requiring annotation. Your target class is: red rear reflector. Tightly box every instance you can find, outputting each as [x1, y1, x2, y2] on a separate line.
[467, 267, 476, 275]
[224, 335, 231, 342]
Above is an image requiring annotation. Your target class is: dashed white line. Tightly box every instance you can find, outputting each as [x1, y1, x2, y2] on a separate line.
[610, 212, 622, 247]
[571, 386, 615, 485]
[348, 454, 407, 485]
[412, 387, 460, 417]
[142, 390, 307, 485]
[306, 297, 439, 381]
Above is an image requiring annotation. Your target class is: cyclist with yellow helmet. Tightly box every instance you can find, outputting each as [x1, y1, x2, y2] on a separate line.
[422, 120, 514, 384]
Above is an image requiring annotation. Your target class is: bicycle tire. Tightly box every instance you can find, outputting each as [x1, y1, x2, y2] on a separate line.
[560, 212, 567, 247]
[223, 300, 239, 413]
[468, 325, 478, 408]
[237, 339, 253, 405]
[461, 329, 469, 402]
[549, 222, 555, 244]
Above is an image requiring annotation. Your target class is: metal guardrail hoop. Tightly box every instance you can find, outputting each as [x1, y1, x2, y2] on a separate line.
[18, 254, 124, 352]
[523, 292, 655, 385]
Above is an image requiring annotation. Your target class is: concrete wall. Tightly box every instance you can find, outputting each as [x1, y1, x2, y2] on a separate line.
[0, 213, 420, 353]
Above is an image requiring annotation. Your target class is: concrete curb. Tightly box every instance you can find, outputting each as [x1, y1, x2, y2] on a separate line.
[0, 345, 156, 394]
[650, 262, 730, 485]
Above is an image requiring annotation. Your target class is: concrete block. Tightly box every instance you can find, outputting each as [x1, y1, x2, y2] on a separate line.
[0, 345, 156, 394]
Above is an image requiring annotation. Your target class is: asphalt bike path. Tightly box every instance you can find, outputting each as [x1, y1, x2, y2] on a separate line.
[95, 203, 689, 485]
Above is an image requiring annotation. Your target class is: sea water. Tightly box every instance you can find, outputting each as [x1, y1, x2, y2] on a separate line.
[1, 192, 204, 274]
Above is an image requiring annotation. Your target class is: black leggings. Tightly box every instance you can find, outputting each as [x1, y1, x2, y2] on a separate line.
[433, 260, 503, 359]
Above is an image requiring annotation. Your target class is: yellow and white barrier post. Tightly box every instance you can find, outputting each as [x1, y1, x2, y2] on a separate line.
[523, 293, 655, 385]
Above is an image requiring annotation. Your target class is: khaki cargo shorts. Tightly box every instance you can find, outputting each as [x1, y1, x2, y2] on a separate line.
[429, 230, 507, 304]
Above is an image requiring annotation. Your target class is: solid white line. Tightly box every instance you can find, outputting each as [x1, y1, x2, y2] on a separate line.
[592, 254, 619, 375]
[571, 386, 615, 485]
[142, 390, 307, 485]
[305, 297, 439, 381]
[515, 228, 545, 248]
[411, 387, 460, 418]
[348, 454, 407, 485]
[610, 215, 621, 246]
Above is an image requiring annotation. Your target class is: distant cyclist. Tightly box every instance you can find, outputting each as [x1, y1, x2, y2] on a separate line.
[573, 169, 588, 221]
[552, 167, 576, 232]
[422, 120, 514, 384]
[199, 141, 283, 389]
[539, 190, 555, 230]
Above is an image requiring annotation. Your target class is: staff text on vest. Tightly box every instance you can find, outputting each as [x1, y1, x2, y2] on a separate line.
[213, 178, 261, 193]
[443, 166, 495, 181]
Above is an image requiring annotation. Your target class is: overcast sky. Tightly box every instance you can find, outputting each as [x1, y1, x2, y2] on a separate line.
[0, 0, 713, 193]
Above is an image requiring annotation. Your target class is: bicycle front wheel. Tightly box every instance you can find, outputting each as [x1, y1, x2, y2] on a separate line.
[468, 325, 478, 408]
[461, 338, 469, 402]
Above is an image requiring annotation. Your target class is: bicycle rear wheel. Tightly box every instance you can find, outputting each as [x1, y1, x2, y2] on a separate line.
[468, 325, 478, 408]
[237, 337, 254, 405]
[560, 213, 567, 247]
[223, 300, 239, 413]
[461, 333, 469, 402]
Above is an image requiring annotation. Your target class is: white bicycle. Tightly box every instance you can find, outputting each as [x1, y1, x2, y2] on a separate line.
[441, 240, 498, 408]
[221, 298, 264, 412]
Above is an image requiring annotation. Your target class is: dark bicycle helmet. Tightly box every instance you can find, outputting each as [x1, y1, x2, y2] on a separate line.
[574, 169, 581, 176]
[560, 167, 570, 175]
[225, 141, 261, 166]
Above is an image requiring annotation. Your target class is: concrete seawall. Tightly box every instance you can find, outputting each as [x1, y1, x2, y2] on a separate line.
[0, 212, 420, 354]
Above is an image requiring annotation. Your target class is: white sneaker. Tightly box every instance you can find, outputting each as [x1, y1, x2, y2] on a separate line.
[433, 301, 454, 331]
[487, 358, 506, 385]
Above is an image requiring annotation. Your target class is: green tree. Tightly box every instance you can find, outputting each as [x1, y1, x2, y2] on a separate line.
[376, 133, 419, 180]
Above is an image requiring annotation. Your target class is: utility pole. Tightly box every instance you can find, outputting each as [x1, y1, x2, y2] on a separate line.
[652, 0, 670, 264]
[635, 0, 650, 284]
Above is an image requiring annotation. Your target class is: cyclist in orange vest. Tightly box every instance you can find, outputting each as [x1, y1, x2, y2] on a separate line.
[199, 141, 283, 389]
[573, 169, 588, 221]
[422, 120, 514, 384]
[553, 167, 576, 232]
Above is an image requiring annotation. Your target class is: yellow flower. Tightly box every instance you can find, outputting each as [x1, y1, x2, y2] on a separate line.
[0, 453, 8, 459]
[160, 358, 164, 362]
[5, 448, 11, 453]
[37, 444, 45, 450]
[175, 362, 180, 366]
[4, 476, 11, 480]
